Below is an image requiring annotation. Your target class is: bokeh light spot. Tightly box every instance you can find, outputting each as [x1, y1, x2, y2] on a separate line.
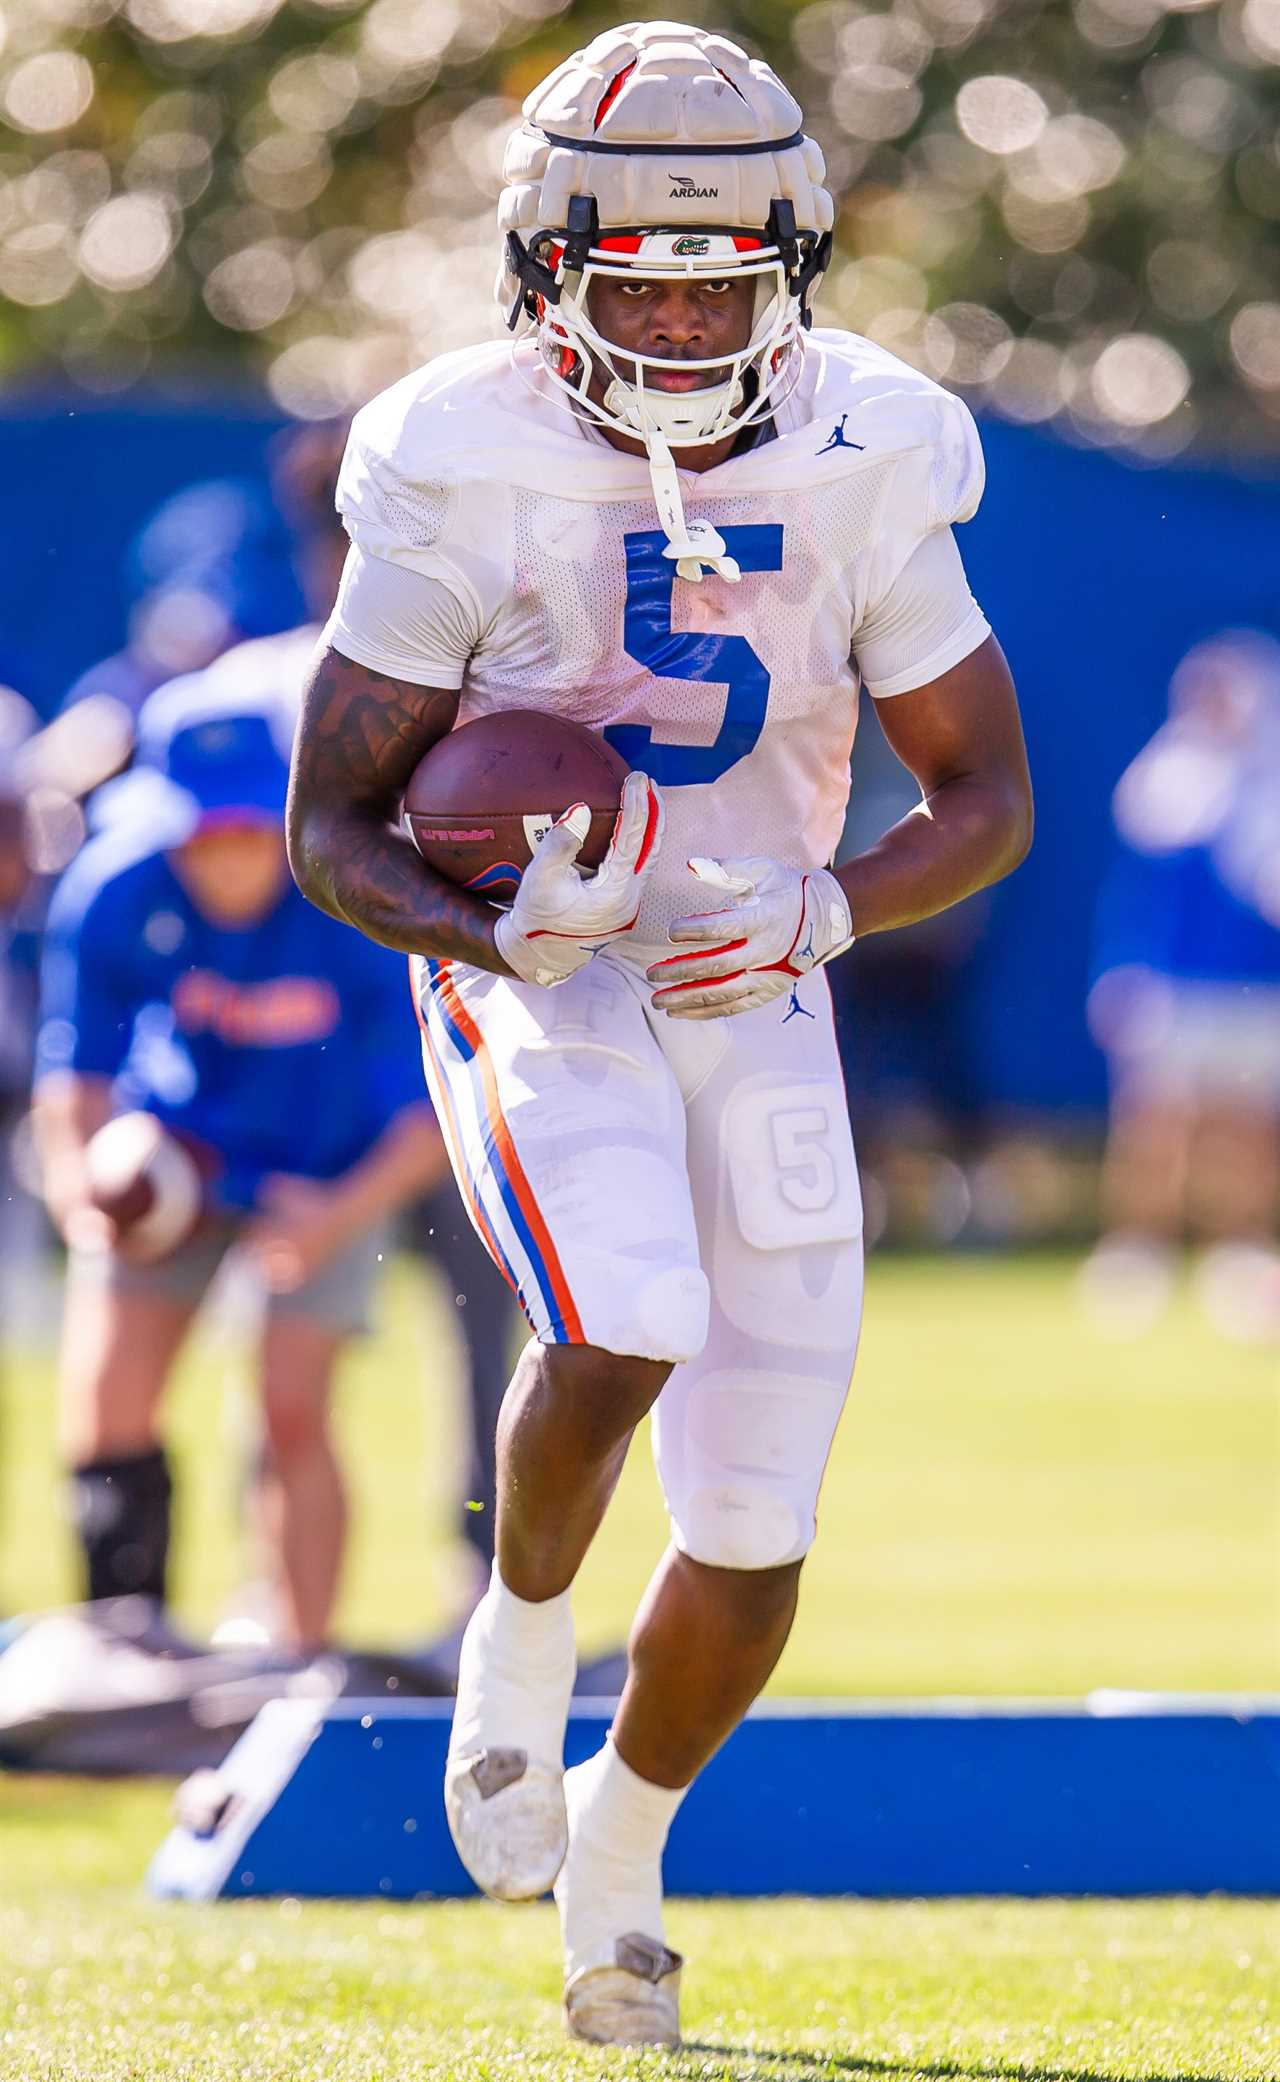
[1230, 303, 1280, 390]
[990, 337, 1070, 423]
[203, 241, 296, 330]
[268, 53, 361, 133]
[923, 301, 1014, 384]
[80, 194, 175, 292]
[126, 0, 281, 41]
[956, 75, 1049, 156]
[1241, 0, 1280, 62]
[1092, 333, 1191, 425]
[2, 51, 94, 136]
[0, 223, 78, 306]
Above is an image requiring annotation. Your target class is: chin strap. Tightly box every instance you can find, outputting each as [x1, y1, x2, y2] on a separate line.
[645, 428, 741, 585]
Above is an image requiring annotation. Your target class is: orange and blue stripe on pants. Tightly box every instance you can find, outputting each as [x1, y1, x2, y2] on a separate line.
[411, 957, 585, 1346]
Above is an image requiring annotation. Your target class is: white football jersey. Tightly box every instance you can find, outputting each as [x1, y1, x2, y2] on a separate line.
[334, 331, 987, 950]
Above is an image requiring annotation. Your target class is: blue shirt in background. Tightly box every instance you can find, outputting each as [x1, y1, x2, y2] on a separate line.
[1093, 838, 1280, 989]
[37, 828, 428, 1212]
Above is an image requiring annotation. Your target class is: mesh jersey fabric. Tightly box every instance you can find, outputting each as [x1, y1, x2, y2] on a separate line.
[328, 508, 989, 702]
[332, 329, 988, 952]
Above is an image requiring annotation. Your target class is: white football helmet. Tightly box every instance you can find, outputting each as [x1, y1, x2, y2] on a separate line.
[496, 21, 834, 580]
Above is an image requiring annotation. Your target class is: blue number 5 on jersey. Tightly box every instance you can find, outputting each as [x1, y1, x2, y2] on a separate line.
[604, 524, 785, 787]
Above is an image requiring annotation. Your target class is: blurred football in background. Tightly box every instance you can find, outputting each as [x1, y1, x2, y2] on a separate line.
[402, 709, 630, 899]
[83, 1112, 206, 1261]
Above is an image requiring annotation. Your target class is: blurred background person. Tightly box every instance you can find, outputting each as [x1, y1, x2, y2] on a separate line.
[33, 685, 446, 1654]
[1083, 633, 1280, 1340]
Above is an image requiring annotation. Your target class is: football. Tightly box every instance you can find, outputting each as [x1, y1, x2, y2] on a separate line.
[83, 1111, 206, 1261]
[402, 709, 630, 898]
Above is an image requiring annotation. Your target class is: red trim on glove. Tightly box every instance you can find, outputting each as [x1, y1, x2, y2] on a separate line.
[648, 937, 749, 972]
[755, 876, 810, 980]
[634, 781, 661, 873]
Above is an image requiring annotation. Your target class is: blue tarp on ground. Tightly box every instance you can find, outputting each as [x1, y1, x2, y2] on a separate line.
[148, 1696, 1280, 1901]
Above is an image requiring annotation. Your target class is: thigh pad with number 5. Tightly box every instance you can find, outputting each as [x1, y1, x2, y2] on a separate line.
[713, 1072, 862, 1355]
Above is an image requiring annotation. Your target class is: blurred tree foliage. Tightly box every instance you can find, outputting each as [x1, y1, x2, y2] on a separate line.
[1, 0, 1278, 456]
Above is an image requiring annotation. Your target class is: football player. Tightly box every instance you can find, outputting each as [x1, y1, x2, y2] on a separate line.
[287, 22, 1033, 2046]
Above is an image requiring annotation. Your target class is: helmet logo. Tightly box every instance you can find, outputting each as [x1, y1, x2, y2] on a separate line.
[669, 173, 719, 199]
[672, 236, 711, 256]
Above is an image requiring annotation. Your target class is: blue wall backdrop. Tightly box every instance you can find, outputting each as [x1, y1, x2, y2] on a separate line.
[2, 391, 1276, 1112]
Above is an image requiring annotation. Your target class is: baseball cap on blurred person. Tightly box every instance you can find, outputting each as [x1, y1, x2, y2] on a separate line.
[160, 711, 289, 829]
[134, 676, 292, 838]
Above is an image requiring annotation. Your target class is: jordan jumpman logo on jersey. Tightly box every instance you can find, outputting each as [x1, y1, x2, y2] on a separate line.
[816, 413, 864, 455]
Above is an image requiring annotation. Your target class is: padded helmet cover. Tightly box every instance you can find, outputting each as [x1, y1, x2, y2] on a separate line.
[496, 19, 834, 318]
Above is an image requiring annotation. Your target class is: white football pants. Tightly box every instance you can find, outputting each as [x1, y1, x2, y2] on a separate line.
[412, 952, 864, 1570]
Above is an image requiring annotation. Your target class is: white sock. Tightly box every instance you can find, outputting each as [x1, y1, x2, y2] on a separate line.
[449, 1562, 576, 1768]
[557, 1736, 689, 1979]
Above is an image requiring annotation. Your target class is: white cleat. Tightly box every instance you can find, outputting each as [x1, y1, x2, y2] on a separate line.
[563, 1933, 683, 2048]
[444, 1745, 567, 1902]
[444, 1568, 576, 1901]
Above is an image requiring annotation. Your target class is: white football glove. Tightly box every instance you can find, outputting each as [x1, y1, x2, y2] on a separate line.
[648, 857, 854, 1020]
[494, 771, 664, 988]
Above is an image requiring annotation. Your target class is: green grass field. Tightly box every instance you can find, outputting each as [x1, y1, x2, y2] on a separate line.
[0, 1252, 1276, 2080]
[1, 1779, 1276, 2081]
[2, 1253, 1276, 1691]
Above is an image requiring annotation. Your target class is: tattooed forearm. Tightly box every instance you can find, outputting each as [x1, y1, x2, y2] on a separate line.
[287, 643, 509, 970]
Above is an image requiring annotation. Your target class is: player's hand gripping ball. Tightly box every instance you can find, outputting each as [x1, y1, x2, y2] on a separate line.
[496, 771, 664, 987]
[649, 858, 854, 1019]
